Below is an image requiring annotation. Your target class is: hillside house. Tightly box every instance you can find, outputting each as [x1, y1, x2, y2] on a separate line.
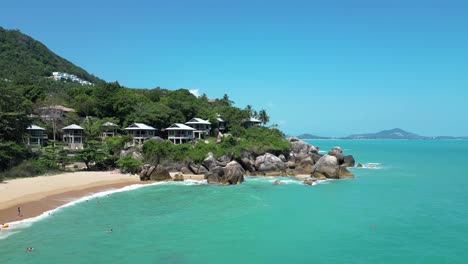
[124, 123, 156, 145]
[62, 124, 84, 149]
[185, 118, 211, 139]
[166, 123, 196, 144]
[26, 125, 48, 146]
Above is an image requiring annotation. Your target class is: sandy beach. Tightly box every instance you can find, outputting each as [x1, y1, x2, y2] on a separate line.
[0, 171, 142, 224]
[0, 171, 206, 224]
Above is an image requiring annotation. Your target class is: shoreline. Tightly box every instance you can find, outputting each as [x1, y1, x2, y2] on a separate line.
[0, 171, 206, 225]
[0, 171, 142, 224]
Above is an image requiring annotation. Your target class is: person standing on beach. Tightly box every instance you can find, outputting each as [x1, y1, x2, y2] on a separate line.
[17, 206, 21, 217]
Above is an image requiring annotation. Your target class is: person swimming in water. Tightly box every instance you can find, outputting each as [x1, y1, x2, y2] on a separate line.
[26, 247, 34, 252]
[105, 228, 113, 233]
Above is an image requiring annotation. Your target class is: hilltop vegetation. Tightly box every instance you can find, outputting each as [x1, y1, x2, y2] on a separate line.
[0, 27, 287, 180]
[0, 27, 100, 83]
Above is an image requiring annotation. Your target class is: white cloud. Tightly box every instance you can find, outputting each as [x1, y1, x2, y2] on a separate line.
[189, 89, 200, 97]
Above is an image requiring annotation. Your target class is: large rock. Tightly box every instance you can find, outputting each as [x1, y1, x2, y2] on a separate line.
[188, 162, 209, 175]
[149, 165, 171, 181]
[205, 166, 225, 184]
[327, 146, 344, 165]
[289, 137, 319, 155]
[303, 177, 318, 185]
[180, 167, 193, 175]
[343, 155, 356, 167]
[223, 161, 244, 184]
[339, 166, 355, 178]
[236, 151, 256, 172]
[298, 156, 314, 170]
[255, 153, 286, 173]
[217, 153, 233, 166]
[204, 164, 244, 185]
[311, 154, 340, 179]
[139, 164, 153, 181]
[202, 153, 218, 171]
[173, 173, 184, 181]
[120, 148, 143, 161]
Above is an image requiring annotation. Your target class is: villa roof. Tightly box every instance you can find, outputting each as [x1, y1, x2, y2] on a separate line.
[217, 117, 225, 122]
[246, 117, 262, 123]
[102, 122, 118, 127]
[38, 105, 75, 113]
[125, 123, 156, 130]
[27, 125, 46, 130]
[185, 118, 211, 125]
[166, 123, 196, 131]
[62, 124, 84, 130]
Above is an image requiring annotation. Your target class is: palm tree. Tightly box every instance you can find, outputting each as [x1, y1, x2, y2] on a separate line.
[258, 109, 269, 125]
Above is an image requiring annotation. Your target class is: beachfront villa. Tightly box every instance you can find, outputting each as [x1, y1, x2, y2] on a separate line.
[125, 123, 157, 145]
[185, 118, 212, 139]
[62, 124, 84, 149]
[100, 122, 118, 140]
[217, 114, 227, 133]
[26, 125, 48, 146]
[243, 117, 262, 127]
[166, 123, 196, 144]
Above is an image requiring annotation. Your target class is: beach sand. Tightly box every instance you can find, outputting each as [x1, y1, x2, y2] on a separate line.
[0, 171, 206, 224]
[0, 171, 141, 223]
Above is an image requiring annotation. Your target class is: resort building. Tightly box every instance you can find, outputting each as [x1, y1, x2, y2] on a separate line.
[26, 125, 48, 146]
[62, 124, 84, 149]
[243, 117, 262, 127]
[185, 118, 211, 139]
[216, 114, 227, 133]
[124, 123, 157, 145]
[166, 123, 196, 144]
[100, 122, 118, 140]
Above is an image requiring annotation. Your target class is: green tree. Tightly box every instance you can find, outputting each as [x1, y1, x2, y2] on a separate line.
[78, 141, 108, 170]
[258, 109, 270, 125]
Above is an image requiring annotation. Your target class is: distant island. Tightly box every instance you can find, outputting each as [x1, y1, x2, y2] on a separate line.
[298, 128, 468, 140]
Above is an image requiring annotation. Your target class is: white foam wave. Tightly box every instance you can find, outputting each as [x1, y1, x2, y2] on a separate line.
[355, 163, 383, 169]
[318, 150, 327, 154]
[0, 180, 206, 239]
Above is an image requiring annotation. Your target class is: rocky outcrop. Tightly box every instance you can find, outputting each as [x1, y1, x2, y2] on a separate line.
[339, 166, 355, 179]
[173, 173, 184, 181]
[236, 151, 256, 173]
[140, 139, 358, 184]
[311, 147, 355, 179]
[255, 153, 286, 174]
[312, 154, 340, 178]
[140, 164, 171, 181]
[303, 177, 318, 185]
[343, 155, 355, 167]
[150, 165, 171, 181]
[204, 162, 244, 185]
[188, 162, 209, 175]
[120, 148, 143, 161]
[202, 153, 218, 171]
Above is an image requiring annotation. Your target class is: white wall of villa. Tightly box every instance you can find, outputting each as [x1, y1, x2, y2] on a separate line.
[185, 118, 211, 139]
[62, 124, 84, 149]
[26, 125, 48, 146]
[125, 123, 156, 145]
[166, 123, 195, 144]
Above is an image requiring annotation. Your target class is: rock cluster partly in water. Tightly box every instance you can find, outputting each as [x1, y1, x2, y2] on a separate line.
[139, 137, 356, 185]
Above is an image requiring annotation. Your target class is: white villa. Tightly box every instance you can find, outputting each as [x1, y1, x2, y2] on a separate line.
[185, 118, 211, 139]
[217, 114, 227, 133]
[26, 125, 48, 146]
[166, 123, 196, 144]
[125, 123, 157, 145]
[100, 122, 118, 140]
[62, 124, 84, 149]
[243, 117, 262, 127]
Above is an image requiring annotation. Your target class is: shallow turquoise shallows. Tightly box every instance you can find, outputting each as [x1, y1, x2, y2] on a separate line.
[1, 140, 468, 264]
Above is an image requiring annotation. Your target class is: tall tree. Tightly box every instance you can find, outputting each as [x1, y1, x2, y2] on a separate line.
[258, 109, 270, 125]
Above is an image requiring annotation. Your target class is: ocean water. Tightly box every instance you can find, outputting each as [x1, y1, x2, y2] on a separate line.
[1, 140, 468, 263]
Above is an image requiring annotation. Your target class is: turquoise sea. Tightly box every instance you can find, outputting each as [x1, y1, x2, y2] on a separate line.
[1, 140, 468, 263]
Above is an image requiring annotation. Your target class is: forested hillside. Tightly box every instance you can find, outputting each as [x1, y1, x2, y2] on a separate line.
[0, 27, 284, 179]
[0, 27, 100, 83]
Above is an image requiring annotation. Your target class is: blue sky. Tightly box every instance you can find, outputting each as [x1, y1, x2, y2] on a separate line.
[2, 0, 467, 136]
